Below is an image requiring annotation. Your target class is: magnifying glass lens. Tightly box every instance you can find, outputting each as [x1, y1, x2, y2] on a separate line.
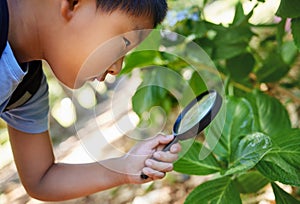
[177, 91, 217, 134]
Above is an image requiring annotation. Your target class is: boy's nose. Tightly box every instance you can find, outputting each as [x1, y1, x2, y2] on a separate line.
[108, 57, 124, 75]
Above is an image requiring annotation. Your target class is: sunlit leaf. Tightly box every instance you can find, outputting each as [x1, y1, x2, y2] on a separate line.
[188, 71, 207, 96]
[207, 96, 255, 159]
[184, 176, 242, 204]
[121, 51, 161, 75]
[224, 132, 272, 176]
[132, 86, 168, 116]
[257, 129, 300, 186]
[246, 90, 291, 137]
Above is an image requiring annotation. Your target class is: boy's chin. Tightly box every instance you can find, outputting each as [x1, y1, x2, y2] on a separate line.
[59, 79, 85, 90]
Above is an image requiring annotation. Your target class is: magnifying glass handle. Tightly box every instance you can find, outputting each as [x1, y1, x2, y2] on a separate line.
[140, 136, 179, 180]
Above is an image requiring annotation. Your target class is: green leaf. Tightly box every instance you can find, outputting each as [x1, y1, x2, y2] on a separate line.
[213, 26, 253, 60]
[276, 0, 300, 18]
[226, 53, 255, 81]
[234, 171, 269, 194]
[121, 51, 161, 75]
[132, 86, 167, 116]
[255, 53, 290, 82]
[188, 71, 207, 96]
[232, 1, 254, 26]
[271, 183, 300, 204]
[213, 42, 247, 60]
[184, 177, 242, 204]
[214, 26, 253, 45]
[132, 68, 173, 116]
[207, 96, 255, 159]
[232, 2, 245, 26]
[281, 41, 299, 65]
[174, 140, 222, 175]
[246, 91, 291, 137]
[257, 129, 300, 186]
[291, 18, 300, 50]
[224, 132, 272, 176]
[136, 29, 162, 51]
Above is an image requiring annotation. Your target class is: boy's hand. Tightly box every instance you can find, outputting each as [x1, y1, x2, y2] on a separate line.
[121, 134, 181, 184]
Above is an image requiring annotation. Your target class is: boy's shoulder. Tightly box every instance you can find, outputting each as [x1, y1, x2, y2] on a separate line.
[1, 0, 44, 112]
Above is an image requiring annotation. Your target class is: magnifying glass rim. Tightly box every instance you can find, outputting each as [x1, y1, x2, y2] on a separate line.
[172, 89, 222, 139]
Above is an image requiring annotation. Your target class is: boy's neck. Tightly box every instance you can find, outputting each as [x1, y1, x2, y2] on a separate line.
[7, 0, 44, 63]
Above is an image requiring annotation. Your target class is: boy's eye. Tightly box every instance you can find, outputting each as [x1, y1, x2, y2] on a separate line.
[123, 37, 131, 47]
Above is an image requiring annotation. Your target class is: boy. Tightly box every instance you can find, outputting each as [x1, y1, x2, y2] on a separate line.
[0, 0, 181, 201]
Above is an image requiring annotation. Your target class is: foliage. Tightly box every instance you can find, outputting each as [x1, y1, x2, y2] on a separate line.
[122, 0, 300, 203]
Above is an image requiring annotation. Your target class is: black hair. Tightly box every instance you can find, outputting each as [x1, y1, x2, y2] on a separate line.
[95, 0, 168, 27]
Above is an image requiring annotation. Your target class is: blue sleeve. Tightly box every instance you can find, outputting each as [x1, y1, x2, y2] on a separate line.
[1, 75, 50, 133]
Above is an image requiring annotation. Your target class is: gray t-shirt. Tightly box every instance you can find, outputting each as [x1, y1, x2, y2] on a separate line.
[0, 43, 49, 133]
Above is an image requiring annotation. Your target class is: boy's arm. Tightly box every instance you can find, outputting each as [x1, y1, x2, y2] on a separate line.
[8, 125, 180, 201]
[8, 125, 126, 201]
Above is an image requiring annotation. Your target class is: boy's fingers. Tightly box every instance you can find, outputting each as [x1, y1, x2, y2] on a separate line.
[170, 143, 181, 153]
[145, 159, 173, 172]
[144, 134, 174, 149]
[142, 167, 166, 180]
[153, 151, 178, 162]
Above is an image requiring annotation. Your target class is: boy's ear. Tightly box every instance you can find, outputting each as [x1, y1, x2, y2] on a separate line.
[61, 0, 79, 21]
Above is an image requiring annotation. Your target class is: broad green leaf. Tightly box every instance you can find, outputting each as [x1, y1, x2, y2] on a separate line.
[213, 42, 248, 60]
[257, 129, 300, 186]
[276, 0, 300, 18]
[255, 53, 290, 82]
[234, 171, 269, 194]
[132, 68, 169, 115]
[121, 51, 161, 75]
[291, 18, 300, 50]
[184, 177, 242, 204]
[207, 96, 255, 159]
[246, 91, 291, 137]
[214, 26, 253, 45]
[224, 132, 272, 176]
[188, 71, 207, 96]
[174, 140, 221, 175]
[271, 183, 300, 204]
[226, 53, 255, 81]
[132, 86, 167, 116]
[213, 26, 253, 60]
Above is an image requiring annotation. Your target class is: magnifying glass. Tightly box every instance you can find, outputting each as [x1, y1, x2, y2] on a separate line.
[141, 89, 222, 179]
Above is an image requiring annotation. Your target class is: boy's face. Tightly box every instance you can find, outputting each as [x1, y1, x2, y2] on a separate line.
[47, 3, 154, 89]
